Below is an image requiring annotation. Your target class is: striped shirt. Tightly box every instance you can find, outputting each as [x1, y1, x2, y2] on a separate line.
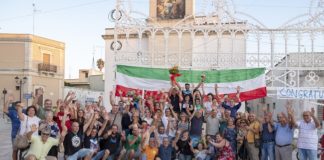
[297, 120, 318, 150]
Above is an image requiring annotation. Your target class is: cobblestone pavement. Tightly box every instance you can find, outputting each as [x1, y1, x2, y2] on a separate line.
[0, 116, 12, 159]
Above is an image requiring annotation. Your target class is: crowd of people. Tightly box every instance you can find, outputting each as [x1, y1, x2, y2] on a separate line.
[2, 77, 322, 160]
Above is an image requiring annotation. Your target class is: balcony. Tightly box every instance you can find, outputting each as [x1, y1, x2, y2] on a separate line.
[38, 63, 57, 73]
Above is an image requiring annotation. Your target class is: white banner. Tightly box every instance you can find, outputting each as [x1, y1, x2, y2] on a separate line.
[277, 87, 324, 99]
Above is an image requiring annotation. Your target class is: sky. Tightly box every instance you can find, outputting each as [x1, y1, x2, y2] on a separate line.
[0, 0, 313, 78]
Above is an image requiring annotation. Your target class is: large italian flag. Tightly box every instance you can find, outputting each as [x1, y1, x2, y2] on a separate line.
[115, 65, 267, 101]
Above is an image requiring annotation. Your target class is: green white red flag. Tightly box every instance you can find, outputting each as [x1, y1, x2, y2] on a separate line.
[115, 65, 266, 101]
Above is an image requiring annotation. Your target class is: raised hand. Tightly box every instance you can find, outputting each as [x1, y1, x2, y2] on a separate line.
[30, 124, 38, 132]
[70, 92, 76, 99]
[236, 86, 241, 92]
[98, 96, 103, 101]
[286, 105, 294, 115]
[311, 108, 315, 117]
[103, 113, 110, 121]
[189, 140, 193, 147]
[64, 106, 69, 115]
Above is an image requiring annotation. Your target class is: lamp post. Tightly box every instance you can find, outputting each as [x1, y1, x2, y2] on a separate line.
[15, 76, 27, 101]
[2, 88, 7, 119]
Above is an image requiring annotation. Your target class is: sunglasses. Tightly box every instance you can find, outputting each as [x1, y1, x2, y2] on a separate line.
[42, 133, 50, 136]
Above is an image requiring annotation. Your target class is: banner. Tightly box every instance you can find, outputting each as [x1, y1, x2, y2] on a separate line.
[277, 87, 324, 99]
[116, 65, 267, 101]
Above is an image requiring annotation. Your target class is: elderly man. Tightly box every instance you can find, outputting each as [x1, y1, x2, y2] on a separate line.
[274, 104, 296, 160]
[24, 124, 63, 160]
[246, 113, 260, 160]
[33, 89, 53, 120]
[296, 108, 320, 160]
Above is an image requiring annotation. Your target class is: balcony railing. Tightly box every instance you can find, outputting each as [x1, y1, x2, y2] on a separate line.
[38, 63, 57, 73]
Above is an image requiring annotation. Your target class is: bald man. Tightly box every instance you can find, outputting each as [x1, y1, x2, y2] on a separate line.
[274, 106, 296, 160]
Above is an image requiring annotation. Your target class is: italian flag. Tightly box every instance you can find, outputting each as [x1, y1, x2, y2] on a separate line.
[115, 65, 267, 101]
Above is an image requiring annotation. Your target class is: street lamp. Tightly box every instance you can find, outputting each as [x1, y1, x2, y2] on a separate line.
[15, 76, 27, 101]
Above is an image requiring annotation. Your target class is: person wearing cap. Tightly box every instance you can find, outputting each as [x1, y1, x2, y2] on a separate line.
[38, 111, 60, 158]
[24, 124, 64, 160]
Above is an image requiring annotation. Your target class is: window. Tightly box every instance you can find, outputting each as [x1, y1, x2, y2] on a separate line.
[43, 53, 50, 64]
[85, 72, 88, 78]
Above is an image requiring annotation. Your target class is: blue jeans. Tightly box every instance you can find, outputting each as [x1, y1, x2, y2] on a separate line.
[298, 148, 317, 160]
[179, 154, 192, 160]
[190, 135, 200, 148]
[261, 142, 275, 160]
[66, 148, 93, 160]
[92, 150, 115, 160]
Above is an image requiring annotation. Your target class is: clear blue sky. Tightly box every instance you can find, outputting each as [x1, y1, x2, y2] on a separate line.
[0, 0, 312, 78]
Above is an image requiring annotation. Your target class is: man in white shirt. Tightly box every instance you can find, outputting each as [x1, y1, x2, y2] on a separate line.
[296, 108, 320, 160]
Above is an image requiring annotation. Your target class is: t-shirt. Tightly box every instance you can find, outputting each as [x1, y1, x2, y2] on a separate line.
[26, 135, 59, 160]
[121, 113, 132, 130]
[176, 139, 193, 155]
[64, 131, 83, 156]
[125, 134, 142, 150]
[19, 114, 41, 136]
[205, 115, 220, 136]
[158, 144, 174, 160]
[101, 133, 121, 154]
[142, 145, 158, 160]
[169, 94, 180, 113]
[190, 116, 204, 136]
[297, 120, 318, 150]
[84, 135, 99, 151]
[6, 107, 21, 139]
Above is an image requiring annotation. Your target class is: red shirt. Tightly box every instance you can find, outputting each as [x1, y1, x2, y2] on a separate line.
[54, 112, 72, 132]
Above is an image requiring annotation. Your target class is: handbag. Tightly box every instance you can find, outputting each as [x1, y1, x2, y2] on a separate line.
[14, 116, 30, 149]
[238, 138, 248, 159]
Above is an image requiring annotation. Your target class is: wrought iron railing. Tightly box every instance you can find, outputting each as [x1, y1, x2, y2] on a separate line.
[38, 63, 57, 73]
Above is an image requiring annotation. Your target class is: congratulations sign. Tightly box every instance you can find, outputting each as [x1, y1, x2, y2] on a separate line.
[277, 87, 324, 99]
